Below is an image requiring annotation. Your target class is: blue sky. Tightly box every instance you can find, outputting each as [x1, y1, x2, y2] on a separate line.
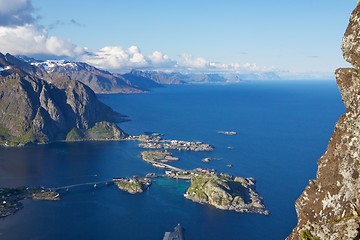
[0, 0, 357, 77]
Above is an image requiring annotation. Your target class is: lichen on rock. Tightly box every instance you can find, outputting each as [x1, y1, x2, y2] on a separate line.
[288, 4, 360, 240]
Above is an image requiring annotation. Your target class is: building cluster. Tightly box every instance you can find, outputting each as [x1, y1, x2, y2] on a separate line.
[127, 134, 214, 152]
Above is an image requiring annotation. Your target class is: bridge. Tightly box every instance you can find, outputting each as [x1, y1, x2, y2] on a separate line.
[51, 180, 114, 192]
[49, 160, 185, 193]
[145, 159, 184, 172]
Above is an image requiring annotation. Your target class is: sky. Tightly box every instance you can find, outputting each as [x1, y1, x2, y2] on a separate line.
[0, 0, 357, 78]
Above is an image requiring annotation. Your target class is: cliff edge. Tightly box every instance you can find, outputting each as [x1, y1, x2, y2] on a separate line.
[287, 5, 360, 240]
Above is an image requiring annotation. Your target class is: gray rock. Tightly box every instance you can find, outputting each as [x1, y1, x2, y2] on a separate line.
[288, 4, 360, 240]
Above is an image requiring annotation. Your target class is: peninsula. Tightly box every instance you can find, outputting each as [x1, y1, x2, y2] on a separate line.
[0, 187, 59, 218]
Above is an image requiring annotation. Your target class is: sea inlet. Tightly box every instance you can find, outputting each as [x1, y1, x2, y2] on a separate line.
[0, 81, 344, 239]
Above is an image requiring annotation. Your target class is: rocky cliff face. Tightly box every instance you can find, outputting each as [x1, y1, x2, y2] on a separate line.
[0, 54, 127, 146]
[287, 5, 360, 240]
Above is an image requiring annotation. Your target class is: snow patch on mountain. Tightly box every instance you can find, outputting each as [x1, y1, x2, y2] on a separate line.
[31, 60, 79, 72]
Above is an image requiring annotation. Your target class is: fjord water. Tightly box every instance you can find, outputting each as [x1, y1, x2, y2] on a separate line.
[0, 81, 344, 240]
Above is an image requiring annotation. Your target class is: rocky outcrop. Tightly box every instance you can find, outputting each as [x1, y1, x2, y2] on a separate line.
[287, 4, 360, 240]
[0, 54, 127, 146]
[113, 177, 151, 194]
[66, 121, 128, 141]
[184, 173, 268, 215]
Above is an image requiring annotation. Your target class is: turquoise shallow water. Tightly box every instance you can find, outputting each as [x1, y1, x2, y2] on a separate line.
[0, 81, 344, 239]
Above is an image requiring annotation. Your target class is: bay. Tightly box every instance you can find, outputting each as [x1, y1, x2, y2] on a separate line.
[0, 81, 344, 239]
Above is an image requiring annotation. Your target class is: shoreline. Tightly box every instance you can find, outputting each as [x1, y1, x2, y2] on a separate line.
[0, 131, 268, 218]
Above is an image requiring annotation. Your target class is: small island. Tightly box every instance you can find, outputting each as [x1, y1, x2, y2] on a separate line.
[113, 177, 152, 194]
[161, 167, 268, 215]
[202, 157, 222, 163]
[183, 172, 268, 215]
[0, 187, 59, 218]
[141, 150, 179, 163]
[140, 150, 183, 170]
[32, 190, 60, 201]
[218, 131, 237, 136]
[127, 134, 214, 152]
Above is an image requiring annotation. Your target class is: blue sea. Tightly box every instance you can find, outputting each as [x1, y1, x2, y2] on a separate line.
[0, 81, 344, 240]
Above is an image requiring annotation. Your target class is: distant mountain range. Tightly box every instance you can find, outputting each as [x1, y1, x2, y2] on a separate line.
[0, 52, 281, 146]
[16, 55, 281, 94]
[19, 57, 145, 94]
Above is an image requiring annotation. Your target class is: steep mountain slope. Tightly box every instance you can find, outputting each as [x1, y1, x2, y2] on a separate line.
[0, 53, 127, 146]
[287, 5, 360, 240]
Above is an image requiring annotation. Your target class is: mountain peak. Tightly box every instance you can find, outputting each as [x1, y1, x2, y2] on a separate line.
[32, 60, 80, 73]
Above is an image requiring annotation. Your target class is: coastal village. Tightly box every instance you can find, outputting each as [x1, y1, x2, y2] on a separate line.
[1, 131, 268, 219]
[126, 133, 215, 152]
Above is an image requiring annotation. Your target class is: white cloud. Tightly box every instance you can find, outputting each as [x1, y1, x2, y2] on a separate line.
[128, 45, 139, 55]
[80, 46, 149, 70]
[0, 0, 278, 75]
[0, 0, 330, 80]
[0, 0, 35, 26]
[239, 63, 277, 73]
[0, 0, 85, 57]
[148, 51, 177, 69]
[177, 54, 277, 73]
[149, 51, 169, 64]
[81, 47, 181, 71]
[0, 24, 85, 57]
[0, 0, 279, 74]
[179, 54, 209, 69]
[0, 22, 278, 73]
